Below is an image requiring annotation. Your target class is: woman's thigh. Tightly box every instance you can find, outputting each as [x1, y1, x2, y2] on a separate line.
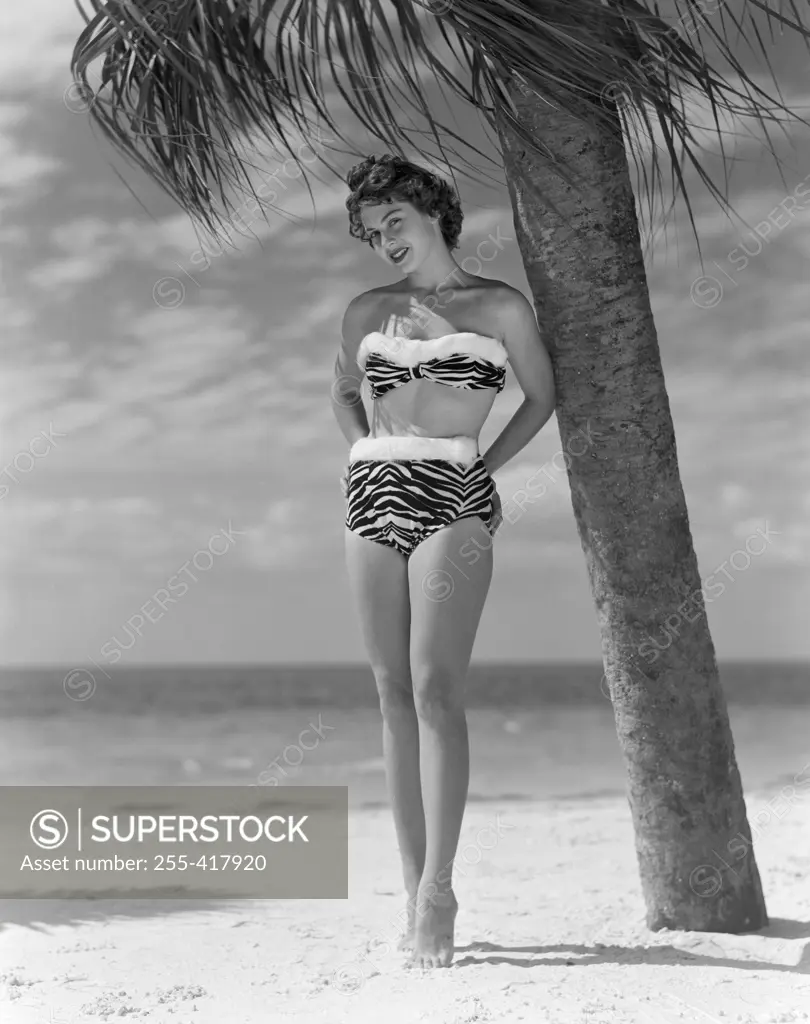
[344, 526, 412, 691]
[407, 516, 494, 681]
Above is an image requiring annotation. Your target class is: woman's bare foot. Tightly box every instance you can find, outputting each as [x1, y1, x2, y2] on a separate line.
[397, 896, 417, 951]
[407, 889, 458, 968]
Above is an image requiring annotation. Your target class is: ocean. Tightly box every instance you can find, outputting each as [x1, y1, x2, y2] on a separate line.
[1, 661, 808, 807]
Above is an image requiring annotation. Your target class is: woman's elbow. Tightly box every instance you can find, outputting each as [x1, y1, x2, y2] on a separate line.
[526, 381, 556, 417]
[330, 375, 364, 410]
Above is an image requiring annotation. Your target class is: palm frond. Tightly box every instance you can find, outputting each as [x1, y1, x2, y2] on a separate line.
[70, 0, 810, 252]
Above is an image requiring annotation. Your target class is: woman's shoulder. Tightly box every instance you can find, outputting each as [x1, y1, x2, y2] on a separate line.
[344, 284, 405, 326]
[467, 279, 532, 340]
[343, 285, 390, 313]
[476, 277, 527, 305]
[464, 276, 527, 313]
[341, 288, 389, 345]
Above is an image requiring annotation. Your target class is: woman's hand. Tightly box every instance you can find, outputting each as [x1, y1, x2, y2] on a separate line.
[339, 465, 350, 499]
[404, 298, 458, 340]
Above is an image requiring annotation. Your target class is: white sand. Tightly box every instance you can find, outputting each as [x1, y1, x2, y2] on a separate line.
[2, 789, 809, 1024]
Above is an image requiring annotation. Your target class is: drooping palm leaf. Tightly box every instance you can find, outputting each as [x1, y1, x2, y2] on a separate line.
[70, 0, 810, 252]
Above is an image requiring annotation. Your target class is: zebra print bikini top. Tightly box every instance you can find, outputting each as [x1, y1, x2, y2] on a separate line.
[357, 331, 508, 401]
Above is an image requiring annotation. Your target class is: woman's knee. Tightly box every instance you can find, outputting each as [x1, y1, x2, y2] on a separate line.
[373, 669, 415, 718]
[411, 666, 465, 722]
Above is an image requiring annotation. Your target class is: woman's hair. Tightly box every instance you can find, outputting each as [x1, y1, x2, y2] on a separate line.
[345, 154, 463, 251]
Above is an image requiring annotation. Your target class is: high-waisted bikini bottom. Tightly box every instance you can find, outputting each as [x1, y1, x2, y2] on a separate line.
[345, 435, 496, 559]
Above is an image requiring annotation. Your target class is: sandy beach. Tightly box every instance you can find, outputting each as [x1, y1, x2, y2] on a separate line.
[2, 784, 809, 1024]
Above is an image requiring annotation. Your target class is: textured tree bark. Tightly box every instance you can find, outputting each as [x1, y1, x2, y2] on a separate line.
[493, 74, 767, 931]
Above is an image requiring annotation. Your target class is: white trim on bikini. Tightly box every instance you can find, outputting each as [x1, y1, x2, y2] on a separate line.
[349, 434, 480, 465]
[357, 331, 508, 370]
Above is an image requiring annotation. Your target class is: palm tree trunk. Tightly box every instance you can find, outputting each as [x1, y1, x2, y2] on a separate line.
[494, 75, 767, 932]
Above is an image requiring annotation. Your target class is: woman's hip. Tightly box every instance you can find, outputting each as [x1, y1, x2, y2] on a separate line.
[345, 436, 494, 513]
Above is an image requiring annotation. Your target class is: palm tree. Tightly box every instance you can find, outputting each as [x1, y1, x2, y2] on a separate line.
[70, 0, 809, 932]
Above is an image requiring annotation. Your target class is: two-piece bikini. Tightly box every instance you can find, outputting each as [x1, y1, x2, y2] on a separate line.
[344, 322, 508, 558]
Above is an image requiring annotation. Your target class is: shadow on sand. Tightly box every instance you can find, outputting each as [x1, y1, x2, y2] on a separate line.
[0, 896, 268, 935]
[453, 918, 810, 974]
[3, 898, 808, 980]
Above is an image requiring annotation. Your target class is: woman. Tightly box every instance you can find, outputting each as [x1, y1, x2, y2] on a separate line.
[331, 154, 556, 970]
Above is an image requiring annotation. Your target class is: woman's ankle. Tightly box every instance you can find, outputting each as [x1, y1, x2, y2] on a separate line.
[403, 861, 424, 896]
[405, 876, 422, 899]
[418, 872, 455, 897]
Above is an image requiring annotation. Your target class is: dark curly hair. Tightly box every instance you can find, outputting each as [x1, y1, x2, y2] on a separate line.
[345, 154, 463, 252]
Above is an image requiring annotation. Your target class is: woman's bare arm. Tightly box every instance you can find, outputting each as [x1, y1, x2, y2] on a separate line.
[481, 288, 556, 476]
[331, 294, 371, 446]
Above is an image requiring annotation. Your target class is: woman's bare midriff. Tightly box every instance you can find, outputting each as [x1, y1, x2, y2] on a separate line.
[364, 277, 505, 442]
[370, 382, 496, 441]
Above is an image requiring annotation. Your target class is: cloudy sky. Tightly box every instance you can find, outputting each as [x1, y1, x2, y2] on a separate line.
[1, 0, 808, 666]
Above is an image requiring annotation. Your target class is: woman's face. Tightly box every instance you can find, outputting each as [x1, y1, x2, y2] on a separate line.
[359, 200, 439, 273]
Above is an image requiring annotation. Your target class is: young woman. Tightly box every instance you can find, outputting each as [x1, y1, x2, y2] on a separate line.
[331, 154, 556, 970]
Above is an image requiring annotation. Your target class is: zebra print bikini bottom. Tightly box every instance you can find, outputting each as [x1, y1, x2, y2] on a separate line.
[345, 435, 497, 559]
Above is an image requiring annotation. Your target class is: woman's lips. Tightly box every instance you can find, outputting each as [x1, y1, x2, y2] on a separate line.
[389, 246, 409, 264]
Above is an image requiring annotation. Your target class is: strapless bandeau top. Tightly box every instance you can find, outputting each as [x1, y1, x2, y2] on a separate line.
[357, 332, 508, 401]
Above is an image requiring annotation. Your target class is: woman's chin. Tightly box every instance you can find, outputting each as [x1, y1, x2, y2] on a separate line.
[395, 253, 416, 273]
